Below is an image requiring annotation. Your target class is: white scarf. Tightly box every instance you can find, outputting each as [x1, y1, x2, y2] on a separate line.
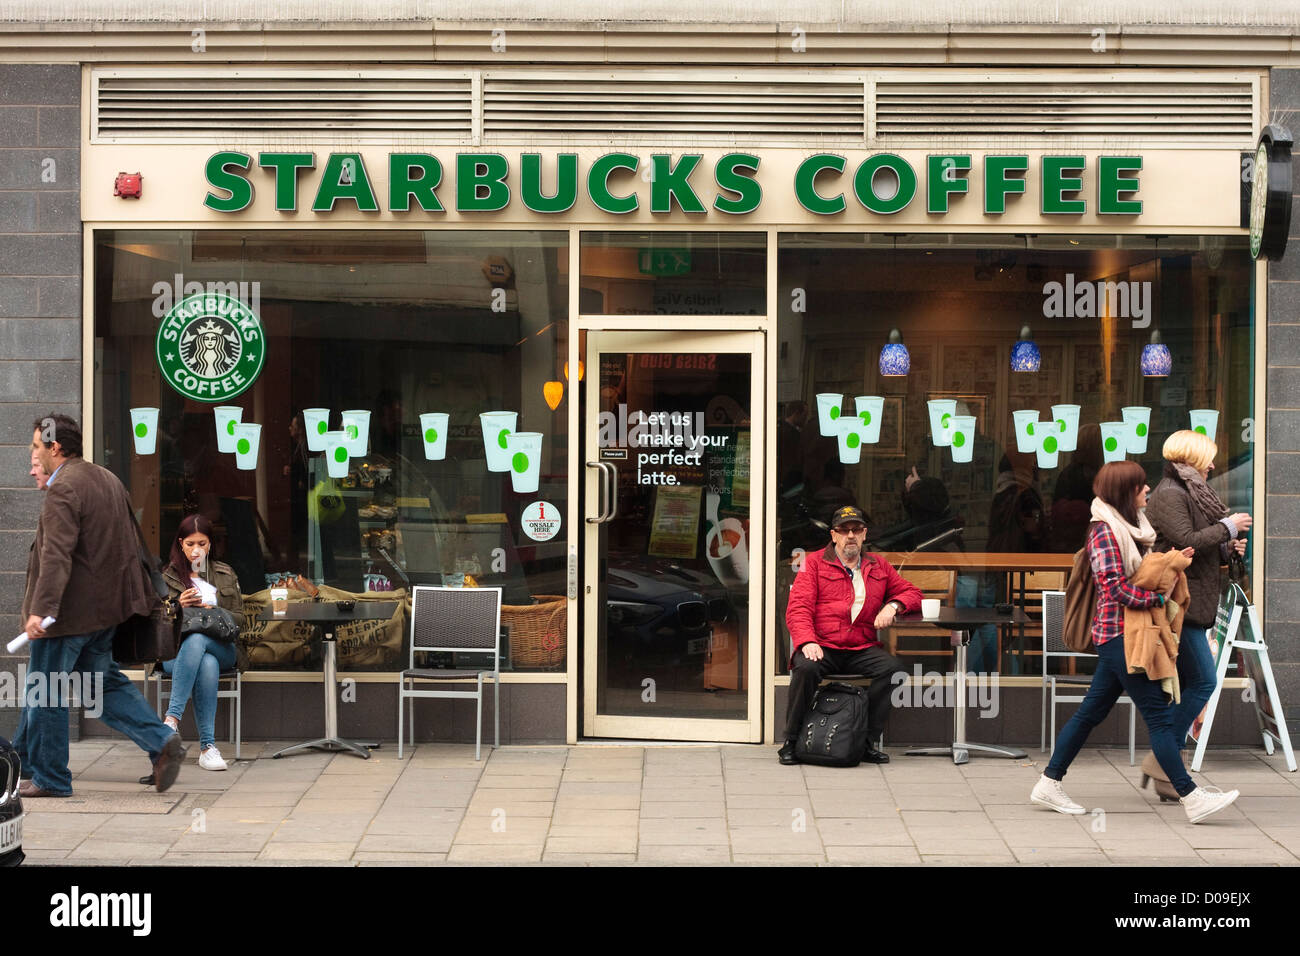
[1090, 497, 1156, 577]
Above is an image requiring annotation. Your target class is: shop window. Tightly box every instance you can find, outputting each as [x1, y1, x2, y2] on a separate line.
[580, 231, 765, 315]
[94, 229, 569, 672]
[775, 233, 1254, 677]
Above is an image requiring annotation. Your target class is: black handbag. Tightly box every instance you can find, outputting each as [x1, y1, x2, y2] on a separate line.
[112, 498, 179, 665]
[178, 605, 239, 643]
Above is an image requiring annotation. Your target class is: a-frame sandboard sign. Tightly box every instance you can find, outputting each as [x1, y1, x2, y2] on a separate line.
[1190, 578, 1296, 773]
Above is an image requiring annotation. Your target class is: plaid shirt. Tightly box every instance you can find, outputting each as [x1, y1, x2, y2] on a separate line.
[1087, 521, 1161, 646]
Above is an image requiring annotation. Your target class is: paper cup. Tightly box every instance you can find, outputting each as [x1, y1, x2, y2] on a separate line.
[271, 587, 288, 616]
[927, 399, 957, 447]
[505, 431, 543, 493]
[323, 430, 350, 478]
[214, 405, 243, 453]
[921, 599, 940, 619]
[949, 414, 976, 463]
[1190, 409, 1219, 438]
[1012, 409, 1039, 454]
[420, 412, 449, 460]
[129, 407, 159, 455]
[835, 418, 866, 464]
[303, 408, 330, 451]
[341, 409, 370, 458]
[853, 395, 884, 443]
[232, 422, 261, 471]
[815, 393, 843, 437]
[1051, 404, 1081, 453]
[480, 411, 518, 472]
[706, 517, 749, 588]
[1100, 421, 1128, 463]
[1122, 406, 1151, 454]
[1037, 428, 1061, 469]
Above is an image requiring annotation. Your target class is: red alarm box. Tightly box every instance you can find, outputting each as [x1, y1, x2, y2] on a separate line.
[114, 172, 142, 198]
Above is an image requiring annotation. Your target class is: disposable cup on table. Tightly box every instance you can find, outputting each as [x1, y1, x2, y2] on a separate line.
[1122, 406, 1151, 454]
[1189, 409, 1219, 438]
[948, 415, 976, 463]
[420, 412, 449, 460]
[323, 430, 350, 478]
[214, 405, 243, 453]
[921, 599, 941, 619]
[232, 422, 261, 471]
[505, 431, 544, 493]
[1051, 404, 1081, 453]
[927, 399, 957, 447]
[303, 408, 330, 451]
[341, 409, 370, 457]
[480, 411, 517, 472]
[1012, 409, 1039, 453]
[853, 395, 884, 443]
[835, 418, 866, 464]
[129, 407, 159, 455]
[1036, 428, 1061, 469]
[1099, 421, 1128, 463]
[815, 393, 843, 437]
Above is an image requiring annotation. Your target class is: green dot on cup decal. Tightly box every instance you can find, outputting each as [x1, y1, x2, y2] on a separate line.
[953, 431, 965, 447]
[1044, 436, 1058, 454]
[237, 438, 250, 455]
[846, 433, 860, 449]
[829, 406, 840, 420]
[135, 423, 147, 438]
[347, 424, 358, 439]
[512, 452, 529, 473]
[424, 427, 436, 443]
[316, 420, 327, 435]
[1136, 423, 1147, 438]
[941, 413, 951, 428]
[1195, 425, 1207, 435]
[1026, 422, 1035, 436]
[226, 420, 236, 435]
[498, 428, 511, 449]
[1104, 437, 1118, 452]
[333, 447, 347, 463]
[860, 411, 871, 426]
[1057, 419, 1067, 432]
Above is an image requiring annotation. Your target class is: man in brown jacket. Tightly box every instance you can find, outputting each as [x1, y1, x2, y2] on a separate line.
[19, 414, 184, 797]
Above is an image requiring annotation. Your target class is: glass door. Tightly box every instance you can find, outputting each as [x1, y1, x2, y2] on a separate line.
[583, 329, 763, 741]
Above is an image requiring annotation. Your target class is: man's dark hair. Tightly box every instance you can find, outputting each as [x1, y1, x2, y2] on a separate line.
[33, 414, 83, 458]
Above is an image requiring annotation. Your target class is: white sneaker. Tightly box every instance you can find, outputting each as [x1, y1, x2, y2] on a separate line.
[1030, 774, 1086, 814]
[198, 746, 228, 771]
[1181, 785, 1239, 824]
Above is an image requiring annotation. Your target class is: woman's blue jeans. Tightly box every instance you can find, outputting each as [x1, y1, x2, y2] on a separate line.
[162, 633, 236, 750]
[1045, 636, 1195, 797]
[1170, 625, 1217, 748]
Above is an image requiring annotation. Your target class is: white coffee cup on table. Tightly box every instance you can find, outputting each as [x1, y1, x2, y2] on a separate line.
[921, 599, 941, 619]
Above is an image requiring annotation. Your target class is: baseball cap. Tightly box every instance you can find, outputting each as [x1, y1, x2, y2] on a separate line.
[830, 506, 869, 529]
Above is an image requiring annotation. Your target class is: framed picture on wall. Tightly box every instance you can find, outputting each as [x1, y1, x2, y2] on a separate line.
[873, 396, 906, 456]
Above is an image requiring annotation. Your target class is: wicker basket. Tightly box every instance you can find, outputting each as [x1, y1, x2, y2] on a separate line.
[503, 594, 567, 670]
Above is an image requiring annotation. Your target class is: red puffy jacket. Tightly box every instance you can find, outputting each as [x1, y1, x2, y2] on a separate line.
[786, 544, 923, 660]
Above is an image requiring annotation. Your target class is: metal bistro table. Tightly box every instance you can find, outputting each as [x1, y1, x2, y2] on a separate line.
[259, 601, 400, 759]
[892, 606, 1031, 766]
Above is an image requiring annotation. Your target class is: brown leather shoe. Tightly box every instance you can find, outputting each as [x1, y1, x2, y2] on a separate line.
[151, 734, 185, 793]
[18, 780, 71, 798]
[1139, 751, 1171, 787]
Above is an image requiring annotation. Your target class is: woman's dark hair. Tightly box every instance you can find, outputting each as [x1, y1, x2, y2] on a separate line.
[167, 514, 215, 589]
[1092, 460, 1146, 526]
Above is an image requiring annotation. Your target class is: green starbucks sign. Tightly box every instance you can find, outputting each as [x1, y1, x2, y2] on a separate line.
[156, 292, 266, 401]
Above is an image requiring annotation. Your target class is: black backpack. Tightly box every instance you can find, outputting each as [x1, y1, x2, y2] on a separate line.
[794, 682, 872, 767]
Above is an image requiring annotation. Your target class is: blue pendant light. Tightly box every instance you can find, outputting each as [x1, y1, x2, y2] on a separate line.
[1009, 324, 1041, 373]
[879, 328, 910, 377]
[1141, 330, 1172, 378]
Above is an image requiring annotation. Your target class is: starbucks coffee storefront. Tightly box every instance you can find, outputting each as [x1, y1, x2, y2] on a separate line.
[82, 81, 1267, 746]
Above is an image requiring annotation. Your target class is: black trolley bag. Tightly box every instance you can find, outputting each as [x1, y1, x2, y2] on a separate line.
[794, 681, 872, 767]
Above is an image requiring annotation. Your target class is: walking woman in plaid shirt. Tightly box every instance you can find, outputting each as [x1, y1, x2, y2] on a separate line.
[1031, 461, 1242, 824]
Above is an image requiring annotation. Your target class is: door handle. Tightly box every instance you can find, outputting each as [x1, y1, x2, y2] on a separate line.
[585, 460, 613, 524]
[605, 461, 619, 522]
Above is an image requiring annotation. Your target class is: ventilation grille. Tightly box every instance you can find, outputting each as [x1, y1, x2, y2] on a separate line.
[873, 77, 1256, 146]
[94, 71, 474, 141]
[482, 75, 864, 143]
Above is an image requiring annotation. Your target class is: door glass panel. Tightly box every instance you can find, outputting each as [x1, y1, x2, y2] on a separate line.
[595, 348, 752, 720]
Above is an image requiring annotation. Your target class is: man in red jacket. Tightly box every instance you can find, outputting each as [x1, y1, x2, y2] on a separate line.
[781, 505, 922, 765]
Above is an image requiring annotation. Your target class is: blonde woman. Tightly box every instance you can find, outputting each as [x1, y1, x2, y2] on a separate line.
[1143, 430, 1251, 800]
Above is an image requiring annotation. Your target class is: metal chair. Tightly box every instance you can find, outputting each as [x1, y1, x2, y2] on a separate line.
[1040, 589, 1135, 765]
[399, 586, 502, 760]
[149, 666, 242, 759]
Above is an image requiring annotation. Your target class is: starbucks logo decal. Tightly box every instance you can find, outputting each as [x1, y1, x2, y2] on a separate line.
[157, 292, 265, 401]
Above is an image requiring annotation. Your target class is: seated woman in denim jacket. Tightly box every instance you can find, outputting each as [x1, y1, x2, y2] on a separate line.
[152, 514, 245, 774]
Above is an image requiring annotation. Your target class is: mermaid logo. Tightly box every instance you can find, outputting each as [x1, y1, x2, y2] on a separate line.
[156, 292, 265, 401]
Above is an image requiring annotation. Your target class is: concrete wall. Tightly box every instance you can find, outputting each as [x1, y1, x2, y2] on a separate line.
[0, 64, 81, 737]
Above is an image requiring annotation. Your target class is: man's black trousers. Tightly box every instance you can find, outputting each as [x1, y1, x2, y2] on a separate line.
[784, 645, 907, 742]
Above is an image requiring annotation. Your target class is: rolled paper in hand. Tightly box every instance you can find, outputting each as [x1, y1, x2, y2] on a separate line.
[7, 615, 56, 652]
